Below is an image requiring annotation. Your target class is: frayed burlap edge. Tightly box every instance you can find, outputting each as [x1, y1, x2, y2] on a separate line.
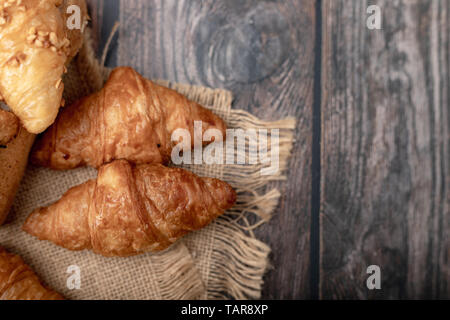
[140, 241, 205, 300]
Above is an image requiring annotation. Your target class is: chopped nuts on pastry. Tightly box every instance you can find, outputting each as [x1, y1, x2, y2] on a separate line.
[0, 0, 88, 134]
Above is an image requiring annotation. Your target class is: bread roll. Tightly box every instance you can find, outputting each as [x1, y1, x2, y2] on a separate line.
[0, 109, 35, 225]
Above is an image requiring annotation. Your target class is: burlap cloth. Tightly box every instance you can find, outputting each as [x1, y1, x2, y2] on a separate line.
[0, 29, 295, 300]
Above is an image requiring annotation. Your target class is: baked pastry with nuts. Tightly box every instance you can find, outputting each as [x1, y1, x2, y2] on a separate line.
[0, 0, 88, 134]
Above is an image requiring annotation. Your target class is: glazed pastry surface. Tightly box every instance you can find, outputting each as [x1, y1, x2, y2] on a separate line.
[0, 246, 63, 300]
[24, 160, 236, 257]
[31, 66, 227, 169]
[0, 0, 88, 133]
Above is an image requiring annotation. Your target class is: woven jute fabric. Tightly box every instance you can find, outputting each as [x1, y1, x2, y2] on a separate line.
[0, 29, 295, 300]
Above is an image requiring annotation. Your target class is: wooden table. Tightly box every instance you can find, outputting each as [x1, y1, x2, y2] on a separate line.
[86, 0, 449, 299]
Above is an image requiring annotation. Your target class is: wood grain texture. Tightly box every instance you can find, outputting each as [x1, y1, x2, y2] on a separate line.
[86, 0, 120, 64]
[87, 0, 316, 299]
[321, 0, 449, 299]
[85, 0, 449, 300]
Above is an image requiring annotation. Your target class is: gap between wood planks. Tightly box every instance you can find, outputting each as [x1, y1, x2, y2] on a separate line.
[310, 0, 322, 300]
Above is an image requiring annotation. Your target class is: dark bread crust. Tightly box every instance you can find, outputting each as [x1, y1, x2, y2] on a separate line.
[0, 112, 35, 225]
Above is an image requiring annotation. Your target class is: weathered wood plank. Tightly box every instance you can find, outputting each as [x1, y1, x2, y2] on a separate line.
[321, 0, 449, 299]
[109, 0, 315, 299]
[85, 0, 120, 65]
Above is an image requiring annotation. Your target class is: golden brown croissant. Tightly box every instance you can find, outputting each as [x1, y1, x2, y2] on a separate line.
[31, 66, 227, 170]
[0, 0, 88, 134]
[23, 160, 236, 257]
[0, 246, 63, 300]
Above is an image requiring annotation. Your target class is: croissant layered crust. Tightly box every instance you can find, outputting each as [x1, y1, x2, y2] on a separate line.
[0, 246, 63, 300]
[31, 66, 227, 169]
[0, 0, 88, 134]
[23, 160, 236, 257]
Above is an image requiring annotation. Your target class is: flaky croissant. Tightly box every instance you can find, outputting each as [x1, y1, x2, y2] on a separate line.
[0, 246, 63, 300]
[23, 160, 236, 257]
[0, 0, 88, 134]
[31, 66, 227, 170]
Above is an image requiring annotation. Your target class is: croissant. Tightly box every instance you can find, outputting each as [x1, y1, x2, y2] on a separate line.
[23, 160, 236, 257]
[0, 246, 63, 300]
[0, 0, 88, 134]
[31, 66, 227, 170]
